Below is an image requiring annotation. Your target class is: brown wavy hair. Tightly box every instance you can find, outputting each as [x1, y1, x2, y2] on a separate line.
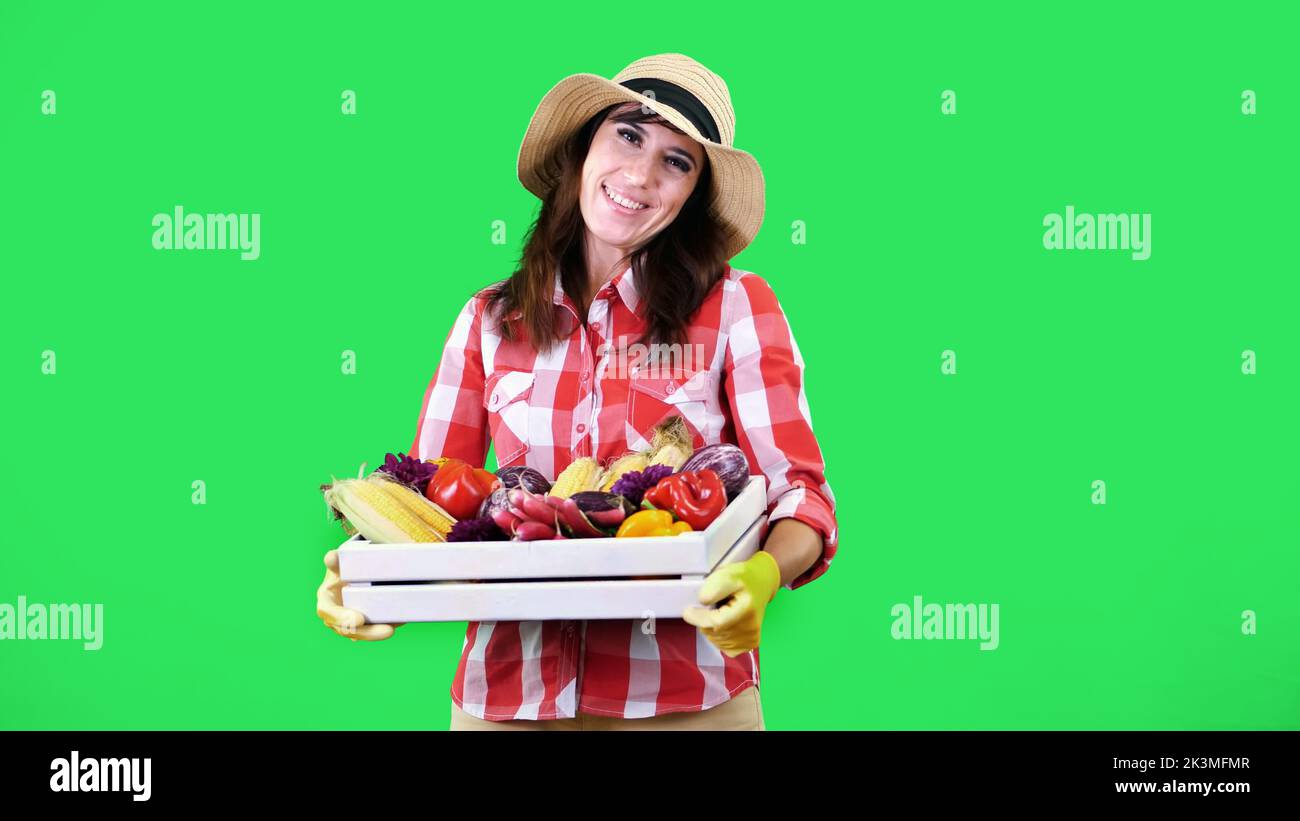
[483, 102, 730, 352]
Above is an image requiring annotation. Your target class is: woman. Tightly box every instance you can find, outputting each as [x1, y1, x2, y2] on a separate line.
[316, 54, 838, 730]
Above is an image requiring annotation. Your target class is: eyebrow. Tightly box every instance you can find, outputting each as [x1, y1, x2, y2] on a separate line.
[615, 121, 698, 169]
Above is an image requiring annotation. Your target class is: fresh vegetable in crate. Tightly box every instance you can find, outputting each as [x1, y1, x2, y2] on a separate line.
[642, 469, 727, 530]
[425, 458, 499, 519]
[645, 416, 694, 470]
[447, 516, 509, 542]
[609, 464, 674, 507]
[678, 443, 750, 501]
[495, 466, 552, 494]
[550, 458, 602, 499]
[488, 485, 635, 540]
[559, 491, 632, 536]
[598, 451, 650, 492]
[478, 485, 511, 521]
[323, 473, 456, 543]
[375, 451, 440, 495]
[616, 509, 692, 537]
[492, 486, 564, 541]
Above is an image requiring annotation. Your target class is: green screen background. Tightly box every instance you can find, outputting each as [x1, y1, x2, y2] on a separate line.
[2, 2, 1296, 729]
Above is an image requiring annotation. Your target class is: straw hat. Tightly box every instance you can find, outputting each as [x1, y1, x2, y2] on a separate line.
[517, 53, 765, 260]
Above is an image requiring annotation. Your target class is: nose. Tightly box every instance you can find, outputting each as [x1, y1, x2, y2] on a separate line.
[622, 151, 656, 188]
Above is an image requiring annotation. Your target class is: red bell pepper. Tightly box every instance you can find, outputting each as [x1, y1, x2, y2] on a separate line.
[424, 458, 498, 520]
[642, 469, 727, 530]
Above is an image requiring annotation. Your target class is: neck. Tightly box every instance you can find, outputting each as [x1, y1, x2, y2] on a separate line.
[583, 233, 633, 300]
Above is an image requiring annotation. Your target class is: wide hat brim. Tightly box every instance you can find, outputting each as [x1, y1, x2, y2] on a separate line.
[517, 73, 765, 261]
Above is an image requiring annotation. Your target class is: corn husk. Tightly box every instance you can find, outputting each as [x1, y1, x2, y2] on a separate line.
[647, 416, 694, 470]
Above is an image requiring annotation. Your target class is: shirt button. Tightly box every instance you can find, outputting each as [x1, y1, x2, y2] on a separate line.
[576, 424, 586, 434]
[580, 372, 589, 382]
[591, 322, 601, 332]
[491, 393, 500, 405]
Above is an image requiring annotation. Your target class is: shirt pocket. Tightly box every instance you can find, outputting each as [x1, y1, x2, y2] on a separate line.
[626, 369, 717, 452]
[483, 370, 536, 469]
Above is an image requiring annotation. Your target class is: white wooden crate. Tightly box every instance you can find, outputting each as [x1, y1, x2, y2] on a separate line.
[339, 476, 768, 622]
[341, 515, 767, 622]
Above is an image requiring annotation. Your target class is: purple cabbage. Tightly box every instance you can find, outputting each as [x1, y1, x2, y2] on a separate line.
[495, 466, 552, 495]
[478, 486, 512, 520]
[609, 465, 675, 507]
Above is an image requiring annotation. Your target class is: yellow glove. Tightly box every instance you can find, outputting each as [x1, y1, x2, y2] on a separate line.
[682, 550, 781, 657]
[316, 549, 403, 641]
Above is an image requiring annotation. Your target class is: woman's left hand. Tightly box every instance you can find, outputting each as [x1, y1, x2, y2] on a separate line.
[682, 550, 781, 657]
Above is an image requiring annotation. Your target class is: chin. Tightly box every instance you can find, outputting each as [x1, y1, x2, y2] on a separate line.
[592, 229, 637, 248]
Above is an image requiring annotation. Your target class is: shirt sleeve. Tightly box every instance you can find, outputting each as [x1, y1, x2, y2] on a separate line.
[722, 273, 838, 591]
[410, 293, 490, 466]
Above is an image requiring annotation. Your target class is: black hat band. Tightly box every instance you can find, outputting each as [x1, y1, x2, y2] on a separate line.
[618, 77, 722, 144]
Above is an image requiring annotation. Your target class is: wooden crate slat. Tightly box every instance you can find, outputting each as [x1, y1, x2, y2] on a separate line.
[342, 578, 703, 622]
[338, 533, 709, 582]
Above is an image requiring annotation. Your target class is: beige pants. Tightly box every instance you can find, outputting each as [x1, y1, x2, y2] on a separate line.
[449, 685, 764, 731]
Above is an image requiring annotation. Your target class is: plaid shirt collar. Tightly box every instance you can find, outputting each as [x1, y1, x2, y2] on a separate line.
[501, 265, 641, 325]
[551, 264, 642, 320]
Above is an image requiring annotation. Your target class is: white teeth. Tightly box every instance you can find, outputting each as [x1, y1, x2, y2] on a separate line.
[604, 184, 647, 210]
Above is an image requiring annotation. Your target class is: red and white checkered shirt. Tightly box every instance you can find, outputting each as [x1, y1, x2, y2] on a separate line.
[410, 264, 838, 720]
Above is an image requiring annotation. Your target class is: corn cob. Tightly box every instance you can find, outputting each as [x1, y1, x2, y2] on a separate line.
[366, 473, 456, 540]
[598, 451, 650, 492]
[550, 457, 601, 499]
[647, 416, 694, 470]
[324, 478, 443, 543]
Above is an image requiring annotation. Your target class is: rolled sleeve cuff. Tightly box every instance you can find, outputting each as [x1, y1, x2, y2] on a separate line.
[765, 481, 838, 591]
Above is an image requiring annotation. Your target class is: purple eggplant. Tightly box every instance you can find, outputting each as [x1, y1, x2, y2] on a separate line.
[557, 498, 606, 537]
[570, 491, 634, 516]
[679, 444, 750, 500]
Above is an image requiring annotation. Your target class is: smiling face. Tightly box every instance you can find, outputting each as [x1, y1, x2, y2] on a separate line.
[579, 101, 708, 268]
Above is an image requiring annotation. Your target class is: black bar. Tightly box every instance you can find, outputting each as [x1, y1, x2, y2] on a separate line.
[0, 730, 1290, 807]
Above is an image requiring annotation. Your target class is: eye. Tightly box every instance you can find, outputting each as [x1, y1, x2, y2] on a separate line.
[618, 127, 690, 172]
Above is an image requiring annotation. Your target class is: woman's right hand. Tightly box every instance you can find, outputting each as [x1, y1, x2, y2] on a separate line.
[316, 549, 403, 641]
